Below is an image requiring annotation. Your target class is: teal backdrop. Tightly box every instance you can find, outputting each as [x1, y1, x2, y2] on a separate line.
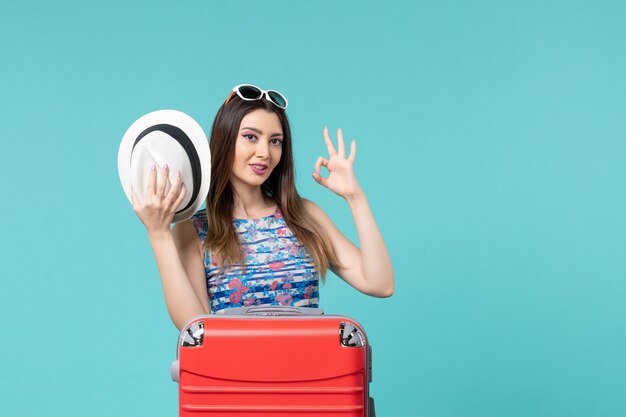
[1, 1, 625, 416]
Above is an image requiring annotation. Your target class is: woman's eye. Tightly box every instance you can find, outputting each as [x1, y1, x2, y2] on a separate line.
[243, 134, 257, 141]
[271, 138, 283, 146]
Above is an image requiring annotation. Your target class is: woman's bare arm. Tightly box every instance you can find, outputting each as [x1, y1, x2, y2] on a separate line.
[132, 165, 209, 330]
[309, 127, 394, 297]
[304, 198, 393, 297]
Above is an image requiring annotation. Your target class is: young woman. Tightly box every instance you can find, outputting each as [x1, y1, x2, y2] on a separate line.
[131, 84, 394, 329]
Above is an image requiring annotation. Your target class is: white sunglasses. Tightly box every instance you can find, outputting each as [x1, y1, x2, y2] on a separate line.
[224, 84, 288, 110]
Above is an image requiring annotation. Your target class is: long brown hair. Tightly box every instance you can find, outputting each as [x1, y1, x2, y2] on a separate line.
[202, 95, 339, 279]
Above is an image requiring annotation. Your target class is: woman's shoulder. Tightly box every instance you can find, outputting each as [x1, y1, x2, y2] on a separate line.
[175, 209, 208, 241]
[300, 198, 337, 231]
[301, 198, 325, 219]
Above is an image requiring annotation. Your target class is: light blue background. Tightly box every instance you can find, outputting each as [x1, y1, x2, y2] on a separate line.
[1, 1, 625, 416]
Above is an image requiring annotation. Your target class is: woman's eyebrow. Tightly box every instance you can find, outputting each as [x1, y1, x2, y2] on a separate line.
[241, 127, 283, 137]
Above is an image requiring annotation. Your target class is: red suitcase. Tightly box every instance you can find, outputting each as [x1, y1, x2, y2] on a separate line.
[170, 306, 375, 417]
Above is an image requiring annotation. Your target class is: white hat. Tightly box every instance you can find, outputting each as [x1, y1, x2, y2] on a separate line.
[118, 110, 211, 223]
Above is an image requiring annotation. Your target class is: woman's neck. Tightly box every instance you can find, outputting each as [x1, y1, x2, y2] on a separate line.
[231, 181, 275, 219]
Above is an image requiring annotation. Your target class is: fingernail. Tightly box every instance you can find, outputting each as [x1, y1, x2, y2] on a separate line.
[151, 165, 156, 171]
[177, 171, 181, 177]
[164, 164, 169, 170]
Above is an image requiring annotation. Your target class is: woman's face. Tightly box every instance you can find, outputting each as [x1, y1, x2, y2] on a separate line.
[231, 109, 284, 190]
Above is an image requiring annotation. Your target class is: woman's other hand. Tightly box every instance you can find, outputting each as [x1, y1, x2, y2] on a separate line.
[312, 127, 363, 200]
[131, 164, 186, 236]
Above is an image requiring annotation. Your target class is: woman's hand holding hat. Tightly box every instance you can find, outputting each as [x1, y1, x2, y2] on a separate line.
[131, 164, 186, 237]
[118, 109, 211, 224]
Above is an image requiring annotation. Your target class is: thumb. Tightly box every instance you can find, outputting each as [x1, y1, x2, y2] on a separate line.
[130, 188, 142, 208]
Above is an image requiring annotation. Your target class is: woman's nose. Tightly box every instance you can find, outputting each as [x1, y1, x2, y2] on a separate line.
[255, 140, 270, 158]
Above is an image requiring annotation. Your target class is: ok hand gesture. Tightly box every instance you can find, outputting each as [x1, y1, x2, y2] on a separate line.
[312, 127, 363, 200]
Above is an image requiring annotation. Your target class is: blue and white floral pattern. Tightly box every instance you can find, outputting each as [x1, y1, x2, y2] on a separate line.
[190, 207, 320, 313]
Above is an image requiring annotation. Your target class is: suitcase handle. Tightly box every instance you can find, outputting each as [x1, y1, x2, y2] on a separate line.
[222, 306, 324, 316]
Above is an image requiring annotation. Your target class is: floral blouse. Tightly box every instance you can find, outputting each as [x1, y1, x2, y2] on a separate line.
[190, 207, 320, 313]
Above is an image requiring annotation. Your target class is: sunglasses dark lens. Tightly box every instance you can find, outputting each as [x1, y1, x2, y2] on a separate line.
[238, 85, 262, 100]
[267, 91, 287, 108]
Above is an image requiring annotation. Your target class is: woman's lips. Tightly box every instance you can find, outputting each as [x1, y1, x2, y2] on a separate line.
[249, 164, 268, 175]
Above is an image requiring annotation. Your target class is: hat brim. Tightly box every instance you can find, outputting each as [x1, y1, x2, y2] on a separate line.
[118, 109, 211, 223]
